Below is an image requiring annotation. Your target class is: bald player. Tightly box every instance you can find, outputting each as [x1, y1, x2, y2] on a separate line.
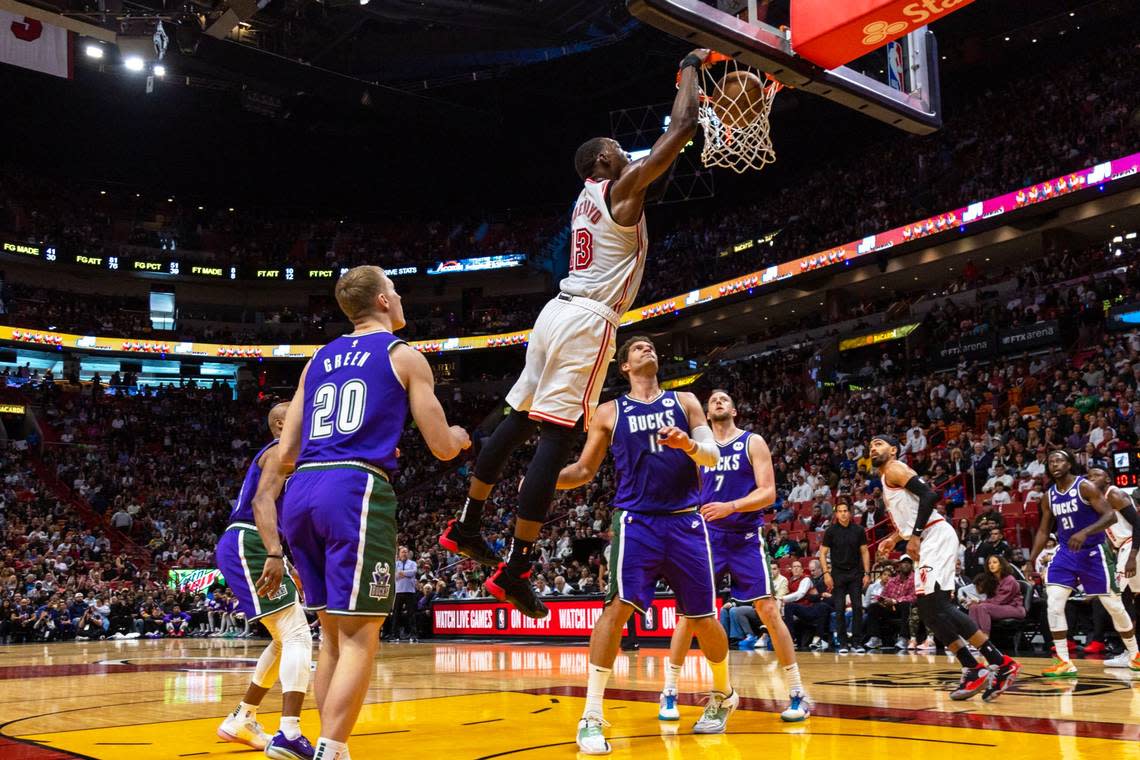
[215, 402, 316, 759]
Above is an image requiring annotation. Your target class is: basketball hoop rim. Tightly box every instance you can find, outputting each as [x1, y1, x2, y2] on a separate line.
[679, 51, 785, 95]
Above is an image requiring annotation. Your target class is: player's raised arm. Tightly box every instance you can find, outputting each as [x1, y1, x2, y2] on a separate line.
[251, 444, 289, 597]
[556, 401, 615, 490]
[391, 343, 471, 461]
[277, 360, 310, 468]
[608, 48, 707, 224]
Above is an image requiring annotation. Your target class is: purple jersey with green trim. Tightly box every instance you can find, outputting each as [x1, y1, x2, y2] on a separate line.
[611, 390, 700, 514]
[297, 331, 406, 473]
[700, 431, 761, 533]
[1050, 476, 1102, 550]
[228, 440, 279, 524]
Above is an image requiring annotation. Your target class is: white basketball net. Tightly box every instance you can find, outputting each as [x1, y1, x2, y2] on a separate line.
[695, 57, 782, 174]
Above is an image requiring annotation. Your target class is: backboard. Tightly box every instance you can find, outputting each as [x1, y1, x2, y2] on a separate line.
[627, 0, 942, 134]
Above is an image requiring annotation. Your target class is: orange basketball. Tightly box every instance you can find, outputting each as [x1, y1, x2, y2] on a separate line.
[712, 69, 765, 128]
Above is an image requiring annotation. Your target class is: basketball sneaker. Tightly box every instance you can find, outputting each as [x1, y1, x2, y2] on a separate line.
[1042, 659, 1079, 678]
[1081, 640, 1106, 655]
[982, 657, 1021, 702]
[485, 563, 549, 619]
[692, 689, 739, 734]
[1103, 652, 1134, 669]
[737, 634, 759, 650]
[217, 714, 270, 750]
[576, 713, 611, 755]
[949, 666, 991, 700]
[658, 688, 680, 721]
[265, 731, 315, 760]
[780, 691, 811, 722]
[438, 520, 501, 567]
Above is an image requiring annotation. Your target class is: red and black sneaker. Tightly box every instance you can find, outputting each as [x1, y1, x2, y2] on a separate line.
[485, 563, 549, 619]
[439, 519, 501, 567]
[949, 666, 991, 701]
[982, 656, 1021, 702]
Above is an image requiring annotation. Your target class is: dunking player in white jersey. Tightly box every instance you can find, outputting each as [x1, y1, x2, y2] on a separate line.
[871, 435, 1020, 701]
[440, 48, 713, 618]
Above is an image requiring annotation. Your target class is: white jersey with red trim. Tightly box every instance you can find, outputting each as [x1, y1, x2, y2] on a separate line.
[561, 178, 648, 315]
[1106, 485, 1134, 549]
[883, 475, 942, 539]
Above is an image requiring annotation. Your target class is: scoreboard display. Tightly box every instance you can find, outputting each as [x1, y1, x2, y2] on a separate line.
[1111, 450, 1140, 487]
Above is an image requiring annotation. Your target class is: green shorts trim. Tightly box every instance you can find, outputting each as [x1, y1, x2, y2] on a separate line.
[233, 526, 299, 621]
[337, 471, 397, 616]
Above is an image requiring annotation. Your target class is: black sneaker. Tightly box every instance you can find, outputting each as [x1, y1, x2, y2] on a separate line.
[439, 519, 501, 567]
[982, 657, 1021, 702]
[485, 563, 549, 619]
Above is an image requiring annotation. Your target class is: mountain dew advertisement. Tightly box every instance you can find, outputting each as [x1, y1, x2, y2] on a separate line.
[168, 568, 227, 594]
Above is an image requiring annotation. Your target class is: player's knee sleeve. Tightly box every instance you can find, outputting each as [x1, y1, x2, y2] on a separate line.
[472, 410, 539, 484]
[265, 604, 312, 693]
[250, 635, 282, 689]
[1099, 595, 1134, 633]
[517, 421, 581, 523]
[1046, 585, 1072, 631]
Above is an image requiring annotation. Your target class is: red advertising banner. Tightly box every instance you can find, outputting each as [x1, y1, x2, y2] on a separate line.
[432, 597, 723, 639]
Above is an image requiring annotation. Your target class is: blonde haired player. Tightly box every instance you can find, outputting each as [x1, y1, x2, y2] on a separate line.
[871, 434, 1020, 701]
[440, 48, 712, 618]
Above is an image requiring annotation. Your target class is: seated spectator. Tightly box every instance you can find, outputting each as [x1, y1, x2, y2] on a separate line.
[864, 557, 917, 650]
[782, 559, 831, 650]
[982, 464, 1014, 493]
[964, 555, 1026, 634]
[990, 482, 1012, 507]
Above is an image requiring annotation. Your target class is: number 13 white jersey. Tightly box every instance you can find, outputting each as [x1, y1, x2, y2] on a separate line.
[561, 178, 648, 316]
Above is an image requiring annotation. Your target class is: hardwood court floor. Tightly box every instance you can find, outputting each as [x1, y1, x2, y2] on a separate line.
[1, 638, 1137, 759]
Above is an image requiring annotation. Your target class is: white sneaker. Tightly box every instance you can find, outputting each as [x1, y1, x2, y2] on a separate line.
[693, 689, 739, 734]
[894, 637, 908, 651]
[216, 714, 270, 750]
[866, 636, 883, 649]
[780, 691, 812, 722]
[576, 713, 611, 755]
[1104, 652, 1135, 669]
[658, 688, 680, 721]
[917, 637, 936, 651]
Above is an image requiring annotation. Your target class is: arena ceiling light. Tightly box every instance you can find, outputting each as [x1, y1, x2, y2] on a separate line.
[153, 64, 166, 77]
[85, 44, 104, 59]
[124, 56, 145, 72]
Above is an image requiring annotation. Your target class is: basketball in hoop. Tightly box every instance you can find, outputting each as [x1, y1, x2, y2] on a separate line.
[689, 52, 783, 174]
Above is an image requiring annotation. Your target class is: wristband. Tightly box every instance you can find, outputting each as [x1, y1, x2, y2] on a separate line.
[685, 440, 698, 455]
[680, 54, 703, 71]
[266, 553, 284, 559]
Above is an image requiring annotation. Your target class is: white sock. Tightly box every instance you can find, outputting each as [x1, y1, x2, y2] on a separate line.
[584, 664, 611, 718]
[664, 661, 682, 692]
[783, 663, 804, 696]
[314, 737, 347, 760]
[235, 701, 257, 720]
[1054, 638, 1070, 662]
[280, 716, 301, 740]
[1123, 634, 1138, 658]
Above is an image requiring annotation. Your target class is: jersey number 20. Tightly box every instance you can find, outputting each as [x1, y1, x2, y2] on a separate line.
[571, 229, 593, 272]
[311, 380, 367, 438]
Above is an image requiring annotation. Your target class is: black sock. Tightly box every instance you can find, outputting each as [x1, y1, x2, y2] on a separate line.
[458, 496, 485, 532]
[978, 640, 1005, 666]
[953, 645, 980, 669]
[505, 537, 536, 575]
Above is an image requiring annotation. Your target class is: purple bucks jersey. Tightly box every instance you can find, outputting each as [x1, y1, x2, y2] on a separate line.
[228, 440, 279, 524]
[700, 431, 761, 532]
[611, 391, 700, 513]
[297, 331, 407, 474]
[1050, 476, 1101, 551]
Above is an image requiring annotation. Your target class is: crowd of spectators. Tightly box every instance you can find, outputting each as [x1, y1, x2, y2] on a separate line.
[0, 35, 1136, 349]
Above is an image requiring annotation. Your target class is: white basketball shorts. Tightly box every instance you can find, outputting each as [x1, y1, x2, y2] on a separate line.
[505, 294, 618, 431]
[914, 520, 958, 596]
[1114, 538, 1140, 594]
